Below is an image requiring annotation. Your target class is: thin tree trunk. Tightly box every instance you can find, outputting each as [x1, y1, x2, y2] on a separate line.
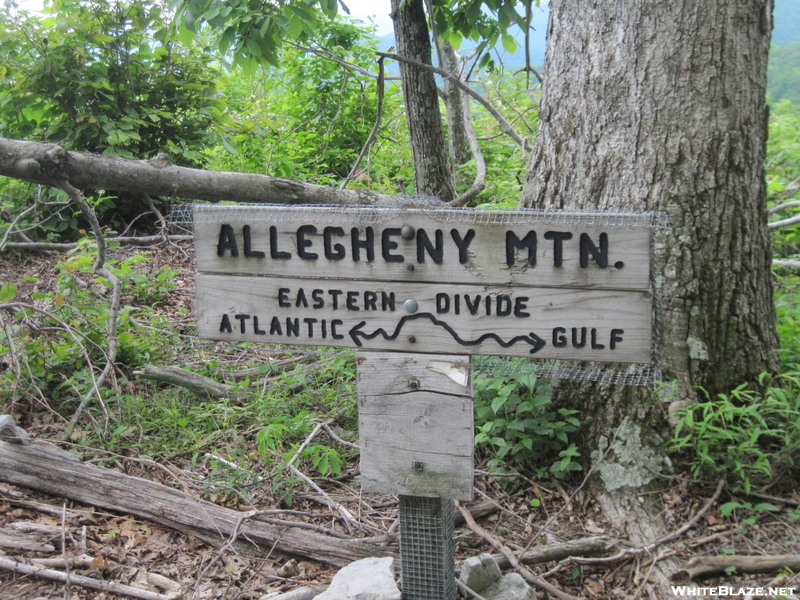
[390, 0, 455, 202]
[441, 41, 471, 187]
[521, 0, 779, 596]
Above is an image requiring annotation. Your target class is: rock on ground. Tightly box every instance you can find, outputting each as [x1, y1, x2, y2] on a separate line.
[314, 557, 400, 600]
[459, 553, 535, 600]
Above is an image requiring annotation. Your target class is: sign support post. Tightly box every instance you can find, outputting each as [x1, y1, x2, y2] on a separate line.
[357, 350, 472, 600]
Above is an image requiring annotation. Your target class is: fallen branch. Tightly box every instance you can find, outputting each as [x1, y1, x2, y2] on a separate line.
[0, 555, 171, 600]
[456, 502, 584, 600]
[133, 364, 238, 400]
[773, 259, 800, 271]
[0, 430, 394, 567]
[492, 536, 618, 570]
[2, 234, 193, 252]
[671, 555, 800, 583]
[0, 137, 392, 205]
[569, 478, 727, 567]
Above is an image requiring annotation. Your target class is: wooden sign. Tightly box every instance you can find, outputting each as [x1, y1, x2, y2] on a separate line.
[195, 274, 651, 362]
[194, 205, 654, 362]
[195, 206, 651, 290]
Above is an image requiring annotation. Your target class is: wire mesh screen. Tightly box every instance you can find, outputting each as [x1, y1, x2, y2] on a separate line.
[399, 496, 457, 600]
[176, 200, 670, 229]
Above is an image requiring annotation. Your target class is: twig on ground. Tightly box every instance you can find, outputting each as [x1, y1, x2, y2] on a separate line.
[456, 502, 584, 600]
[0, 555, 172, 600]
[456, 578, 490, 600]
[671, 554, 800, 583]
[320, 424, 359, 449]
[284, 462, 367, 535]
[570, 478, 727, 566]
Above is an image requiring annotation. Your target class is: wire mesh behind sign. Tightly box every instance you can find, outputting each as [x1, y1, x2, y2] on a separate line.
[399, 496, 457, 600]
[176, 199, 670, 229]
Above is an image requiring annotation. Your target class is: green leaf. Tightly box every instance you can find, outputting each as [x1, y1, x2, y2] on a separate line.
[0, 282, 17, 303]
[501, 33, 517, 54]
[287, 14, 304, 40]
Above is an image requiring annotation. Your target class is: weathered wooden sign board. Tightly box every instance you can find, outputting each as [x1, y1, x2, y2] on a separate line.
[194, 205, 654, 363]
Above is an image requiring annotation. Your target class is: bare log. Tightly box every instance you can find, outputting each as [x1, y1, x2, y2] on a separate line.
[0, 137, 392, 205]
[3, 234, 193, 252]
[672, 555, 800, 582]
[773, 259, 800, 271]
[0, 439, 394, 567]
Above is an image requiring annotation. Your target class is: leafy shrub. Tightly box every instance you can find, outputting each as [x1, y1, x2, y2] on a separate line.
[474, 370, 582, 478]
[0, 0, 229, 230]
[766, 100, 800, 260]
[668, 373, 800, 493]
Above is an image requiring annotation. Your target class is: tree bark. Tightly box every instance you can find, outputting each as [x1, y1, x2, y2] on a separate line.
[0, 137, 392, 206]
[521, 0, 779, 595]
[390, 0, 455, 202]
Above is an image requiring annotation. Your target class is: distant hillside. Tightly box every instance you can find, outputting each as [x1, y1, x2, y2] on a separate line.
[769, 42, 800, 103]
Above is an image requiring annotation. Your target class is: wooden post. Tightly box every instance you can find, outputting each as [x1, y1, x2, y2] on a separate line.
[357, 351, 472, 600]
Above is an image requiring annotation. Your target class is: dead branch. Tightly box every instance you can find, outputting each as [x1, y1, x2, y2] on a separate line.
[769, 213, 800, 229]
[769, 199, 800, 214]
[454, 499, 500, 526]
[456, 502, 585, 600]
[0, 137, 392, 205]
[0, 430, 394, 567]
[133, 364, 238, 400]
[774, 259, 800, 271]
[0, 555, 172, 600]
[492, 536, 619, 570]
[671, 555, 800, 583]
[203, 355, 309, 381]
[569, 478, 727, 567]
[3, 234, 193, 252]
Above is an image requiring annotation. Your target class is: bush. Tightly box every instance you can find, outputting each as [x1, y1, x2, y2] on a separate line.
[474, 369, 582, 479]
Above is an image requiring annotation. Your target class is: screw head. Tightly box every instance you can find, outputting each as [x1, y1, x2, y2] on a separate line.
[404, 298, 418, 313]
[401, 225, 415, 240]
[407, 335, 416, 343]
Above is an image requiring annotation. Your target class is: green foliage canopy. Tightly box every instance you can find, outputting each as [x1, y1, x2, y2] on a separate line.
[0, 0, 227, 166]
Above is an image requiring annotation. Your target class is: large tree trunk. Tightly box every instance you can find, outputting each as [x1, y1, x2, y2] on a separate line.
[521, 0, 779, 595]
[390, 0, 455, 202]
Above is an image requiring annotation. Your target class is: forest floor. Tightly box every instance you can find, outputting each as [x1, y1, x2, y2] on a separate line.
[0, 244, 799, 600]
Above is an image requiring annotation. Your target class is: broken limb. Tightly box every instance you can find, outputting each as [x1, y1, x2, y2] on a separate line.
[456, 502, 585, 600]
[0, 555, 172, 600]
